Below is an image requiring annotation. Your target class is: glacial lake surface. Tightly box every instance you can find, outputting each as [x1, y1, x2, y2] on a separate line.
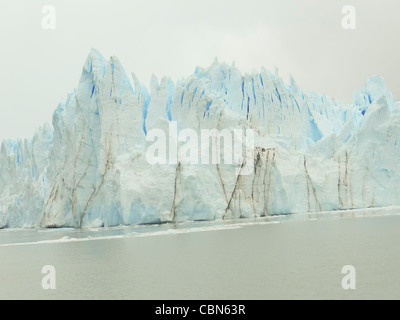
[1, 207, 400, 300]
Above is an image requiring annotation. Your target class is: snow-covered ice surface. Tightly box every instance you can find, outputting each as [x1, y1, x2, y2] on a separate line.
[1, 49, 400, 229]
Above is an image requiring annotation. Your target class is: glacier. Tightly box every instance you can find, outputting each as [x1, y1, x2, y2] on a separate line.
[1, 48, 400, 228]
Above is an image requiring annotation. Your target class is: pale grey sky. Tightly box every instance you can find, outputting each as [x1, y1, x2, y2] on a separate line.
[0, 0, 399, 142]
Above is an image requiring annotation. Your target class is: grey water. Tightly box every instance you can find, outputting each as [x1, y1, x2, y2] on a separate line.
[1, 208, 400, 300]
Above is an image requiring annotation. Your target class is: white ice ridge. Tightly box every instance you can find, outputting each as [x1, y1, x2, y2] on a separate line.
[1, 48, 400, 228]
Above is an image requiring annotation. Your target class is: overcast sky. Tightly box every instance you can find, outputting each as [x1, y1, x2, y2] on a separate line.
[0, 0, 399, 142]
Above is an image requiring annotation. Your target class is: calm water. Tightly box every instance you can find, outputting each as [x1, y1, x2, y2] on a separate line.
[1, 208, 400, 300]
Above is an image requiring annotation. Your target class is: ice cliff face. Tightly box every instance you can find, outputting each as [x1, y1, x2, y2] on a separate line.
[1, 49, 400, 228]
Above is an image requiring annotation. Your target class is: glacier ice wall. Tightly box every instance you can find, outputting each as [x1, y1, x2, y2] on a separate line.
[1, 49, 400, 228]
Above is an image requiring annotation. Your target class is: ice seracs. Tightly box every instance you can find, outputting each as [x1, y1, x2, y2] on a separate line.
[0, 49, 399, 228]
